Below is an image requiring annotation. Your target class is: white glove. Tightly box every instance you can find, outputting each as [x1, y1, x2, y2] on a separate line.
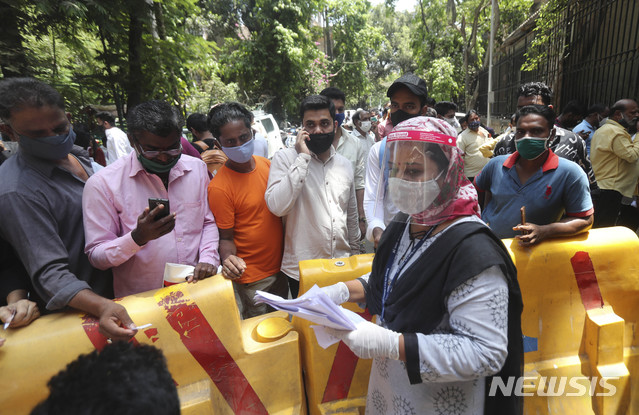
[325, 320, 400, 360]
[320, 282, 350, 305]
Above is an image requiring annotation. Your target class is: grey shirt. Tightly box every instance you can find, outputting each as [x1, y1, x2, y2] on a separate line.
[0, 146, 113, 310]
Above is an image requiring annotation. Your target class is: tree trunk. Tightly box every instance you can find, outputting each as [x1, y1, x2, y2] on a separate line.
[126, 0, 146, 114]
[0, 1, 30, 77]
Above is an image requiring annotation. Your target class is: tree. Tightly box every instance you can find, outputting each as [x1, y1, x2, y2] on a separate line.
[324, 0, 383, 107]
[364, 4, 415, 108]
[412, 0, 533, 109]
[218, 0, 324, 121]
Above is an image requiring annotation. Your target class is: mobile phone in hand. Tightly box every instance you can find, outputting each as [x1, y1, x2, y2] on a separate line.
[148, 198, 170, 221]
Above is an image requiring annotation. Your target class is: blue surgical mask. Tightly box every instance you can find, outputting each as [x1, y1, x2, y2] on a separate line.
[469, 121, 481, 131]
[222, 138, 254, 164]
[335, 112, 346, 127]
[19, 127, 76, 160]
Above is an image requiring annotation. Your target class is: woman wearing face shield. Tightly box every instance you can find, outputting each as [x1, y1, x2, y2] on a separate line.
[322, 117, 523, 414]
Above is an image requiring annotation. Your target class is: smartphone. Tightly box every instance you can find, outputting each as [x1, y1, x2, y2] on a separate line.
[149, 198, 170, 221]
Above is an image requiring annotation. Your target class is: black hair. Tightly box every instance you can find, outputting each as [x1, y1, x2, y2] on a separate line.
[127, 100, 182, 139]
[425, 97, 436, 107]
[95, 111, 116, 125]
[587, 103, 606, 115]
[517, 82, 553, 106]
[206, 102, 253, 138]
[299, 95, 335, 120]
[434, 101, 457, 117]
[73, 123, 91, 148]
[561, 100, 585, 117]
[466, 109, 479, 119]
[515, 104, 556, 130]
[319, 87, 346, 104]
[0, 78, 65, 122]
[186, 113, 210, 133]
[30, 342, 179, 415]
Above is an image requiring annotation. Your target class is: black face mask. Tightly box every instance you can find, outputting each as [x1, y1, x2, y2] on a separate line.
[390, 109, 419, 127]
[307, 130, 335, 154]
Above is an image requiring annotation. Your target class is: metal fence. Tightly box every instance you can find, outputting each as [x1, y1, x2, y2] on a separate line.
[479, 0, 639, 118]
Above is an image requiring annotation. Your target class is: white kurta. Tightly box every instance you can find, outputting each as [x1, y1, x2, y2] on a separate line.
[366, 216, 509, 414]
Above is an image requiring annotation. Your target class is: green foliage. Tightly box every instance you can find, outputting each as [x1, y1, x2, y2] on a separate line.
[364, 4, 415, 108]
[522, 0, 568, 71]
[3, 0, 537, 123]
[412, 0, 533, 109]
[325, 0, 383, 107]
[426, 57, 460, 101]
[218, 0, 324, 121]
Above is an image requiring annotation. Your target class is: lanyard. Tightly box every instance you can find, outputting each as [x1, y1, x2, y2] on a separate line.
[381, 221, 437, 323]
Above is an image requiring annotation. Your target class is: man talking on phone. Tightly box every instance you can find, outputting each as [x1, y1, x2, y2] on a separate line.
[83, 100, 219, 297]
[265, 95, 360, 298]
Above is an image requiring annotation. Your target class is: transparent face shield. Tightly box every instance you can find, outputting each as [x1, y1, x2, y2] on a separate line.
[385, 140, 448, 217]
[371, 116, 472, 226]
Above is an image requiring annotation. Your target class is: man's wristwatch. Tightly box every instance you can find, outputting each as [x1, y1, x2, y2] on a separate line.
[359, 217, 367, 223]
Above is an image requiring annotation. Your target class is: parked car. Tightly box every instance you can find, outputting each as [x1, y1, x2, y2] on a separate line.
[252, 110, 284, 158]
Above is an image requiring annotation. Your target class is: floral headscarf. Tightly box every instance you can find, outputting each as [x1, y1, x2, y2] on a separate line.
[386, 116, 480, 225]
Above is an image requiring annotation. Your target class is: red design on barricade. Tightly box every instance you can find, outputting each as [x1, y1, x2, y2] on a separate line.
[571, 251, 604, 310]
[81, 314, 139, 351]
[157, 290, 268, 414]
[322, 308, 373, 403]
[144, 328, 159, 343]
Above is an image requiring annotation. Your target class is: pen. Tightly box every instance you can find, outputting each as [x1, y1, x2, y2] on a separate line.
[4, 309, 16, 330]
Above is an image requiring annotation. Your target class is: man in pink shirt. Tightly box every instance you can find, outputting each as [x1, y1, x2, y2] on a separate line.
[82, 100, 220, 297]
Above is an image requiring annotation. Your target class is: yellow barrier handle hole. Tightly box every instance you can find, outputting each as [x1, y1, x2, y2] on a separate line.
[255, 317, 293, 342]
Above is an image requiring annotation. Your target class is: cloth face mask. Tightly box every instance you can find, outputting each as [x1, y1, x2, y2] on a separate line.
[515, 136, 548, 160]
[19, 127, 76, 160]
[222, 138, 254, 163]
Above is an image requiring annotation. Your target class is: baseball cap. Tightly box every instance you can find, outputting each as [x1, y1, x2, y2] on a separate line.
[386, 73, 428, 99]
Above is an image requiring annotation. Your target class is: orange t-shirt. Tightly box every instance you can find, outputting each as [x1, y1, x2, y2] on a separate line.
[207, 156, 283, 283]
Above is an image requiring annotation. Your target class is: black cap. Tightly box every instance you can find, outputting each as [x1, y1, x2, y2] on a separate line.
[386, 73, 428, 99]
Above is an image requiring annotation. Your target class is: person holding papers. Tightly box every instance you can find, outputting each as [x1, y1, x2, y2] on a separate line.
[320, 117, 523, 414]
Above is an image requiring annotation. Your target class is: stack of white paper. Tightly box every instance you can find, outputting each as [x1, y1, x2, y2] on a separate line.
[254, 284, 358, 330]
[254, 284, 367, 348]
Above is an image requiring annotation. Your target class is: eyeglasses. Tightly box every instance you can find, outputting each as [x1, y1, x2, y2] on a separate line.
[136, 143, 182, 158]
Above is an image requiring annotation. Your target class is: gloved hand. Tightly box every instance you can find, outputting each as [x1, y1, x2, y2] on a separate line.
[320, 282, 350, 305]
[325, 320, 400, 360]
[479, 138, 498, 158]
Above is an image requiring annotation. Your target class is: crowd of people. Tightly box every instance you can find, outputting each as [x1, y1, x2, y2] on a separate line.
[0, 73, 637, 414]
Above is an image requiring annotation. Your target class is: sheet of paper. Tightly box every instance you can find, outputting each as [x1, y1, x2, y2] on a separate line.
[254, 284, 358, 330]
[311, 308, 367, 348]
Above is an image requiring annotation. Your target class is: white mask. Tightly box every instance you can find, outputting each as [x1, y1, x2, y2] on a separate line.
[444, 116, 461, 133]
[388, 170, 443, 215]
[360, 121, 372, 132]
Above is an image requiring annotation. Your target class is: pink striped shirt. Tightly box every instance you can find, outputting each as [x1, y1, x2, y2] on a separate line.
[83, 151, 219, 297]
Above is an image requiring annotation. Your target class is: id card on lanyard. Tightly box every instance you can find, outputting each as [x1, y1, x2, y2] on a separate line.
[380, 222, 437, 323]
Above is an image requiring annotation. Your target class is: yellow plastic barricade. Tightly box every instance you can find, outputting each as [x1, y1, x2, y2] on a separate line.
[506, 227, 637, 414]
[294, 254, 374, 415]
[0, 275, 304, 415]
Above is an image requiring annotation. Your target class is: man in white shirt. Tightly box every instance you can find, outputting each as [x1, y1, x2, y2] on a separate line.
[96, 111, 133, 164]
[320, 87, 368, 241]
[364, 73, 429, 247]
[265, 95, 360, 297]
[351, 109, 376, 154]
